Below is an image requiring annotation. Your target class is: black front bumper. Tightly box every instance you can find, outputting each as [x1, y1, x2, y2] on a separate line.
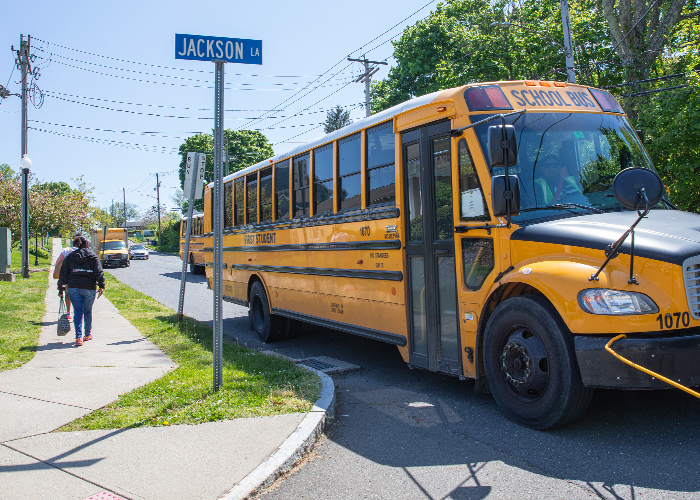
[574, 331, 700, 389]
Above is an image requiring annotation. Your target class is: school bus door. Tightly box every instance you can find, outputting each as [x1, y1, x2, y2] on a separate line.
[403, 121, 461, 376]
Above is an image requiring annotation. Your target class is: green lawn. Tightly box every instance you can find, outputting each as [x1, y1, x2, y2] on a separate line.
[10, 246, 53, 273]
[0, 272, 49, 371]
[59, 273, 320, 430]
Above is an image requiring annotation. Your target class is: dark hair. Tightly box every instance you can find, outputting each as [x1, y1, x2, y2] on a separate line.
[73, 236, 88, 249]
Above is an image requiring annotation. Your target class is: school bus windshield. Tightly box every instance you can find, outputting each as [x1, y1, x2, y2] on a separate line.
[473, 112, 668, 222]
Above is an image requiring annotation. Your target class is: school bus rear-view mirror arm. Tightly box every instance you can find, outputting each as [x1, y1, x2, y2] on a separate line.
[590, 167, 664, 284]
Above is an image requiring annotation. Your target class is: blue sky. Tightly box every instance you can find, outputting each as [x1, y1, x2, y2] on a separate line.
[0, 0, 440, 216]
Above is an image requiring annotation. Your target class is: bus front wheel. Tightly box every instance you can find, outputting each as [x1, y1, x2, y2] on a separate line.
[249, 282, 285, 343]
[482, 295, 593, 429]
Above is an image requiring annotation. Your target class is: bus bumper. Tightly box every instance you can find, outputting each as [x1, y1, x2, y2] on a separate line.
[574, 331, 700, 389]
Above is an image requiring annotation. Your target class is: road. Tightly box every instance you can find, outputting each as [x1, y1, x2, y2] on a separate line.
[108, 252, 700, 500]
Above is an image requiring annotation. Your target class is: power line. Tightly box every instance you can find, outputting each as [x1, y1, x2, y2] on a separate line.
[31, 39, 324, 77]
[237, 0, 440, 130]
[29, 126, 180, 153]
[46, 58, 349, 90]
[36, 51, 351, 86]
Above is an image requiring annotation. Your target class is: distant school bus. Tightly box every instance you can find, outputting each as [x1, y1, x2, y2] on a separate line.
[179, 214, 206, 274]
[196, 80, 700, 428]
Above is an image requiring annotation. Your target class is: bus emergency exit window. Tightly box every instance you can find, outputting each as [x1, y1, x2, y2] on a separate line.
[464, 85, 513, 111]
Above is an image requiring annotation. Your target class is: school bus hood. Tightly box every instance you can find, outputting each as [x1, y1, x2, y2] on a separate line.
[511, 210, 700, 266]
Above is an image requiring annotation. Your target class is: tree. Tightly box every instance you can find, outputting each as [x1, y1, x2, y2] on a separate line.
[142, 203, 168, 227]
[371, 0, 617, 113]
[323, 105, 352, 133]
[0, 173, 92, 245]
[108, 201, 139, 228]
[601, 0, 695, 84]
[177, 129, 274, 210]
[0, 164, 18, 182]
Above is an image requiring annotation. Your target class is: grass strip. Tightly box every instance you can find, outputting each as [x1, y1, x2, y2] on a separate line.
[0, 272, 49, 371]
[60, 273, 320, 430]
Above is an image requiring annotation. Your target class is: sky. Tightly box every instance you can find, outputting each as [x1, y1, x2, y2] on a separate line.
[0, 0, 441, 217]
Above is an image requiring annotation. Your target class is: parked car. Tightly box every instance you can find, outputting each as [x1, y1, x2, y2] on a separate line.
[129, 244, 149, 260]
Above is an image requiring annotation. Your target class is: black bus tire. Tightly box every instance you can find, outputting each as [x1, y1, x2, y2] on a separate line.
[483, 295, 593, 429]
[189, 255, 195, 274]
[249, 282, 285, 343]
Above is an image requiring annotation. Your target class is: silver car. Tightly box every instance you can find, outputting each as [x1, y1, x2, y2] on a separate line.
[129, 244, 149, 260]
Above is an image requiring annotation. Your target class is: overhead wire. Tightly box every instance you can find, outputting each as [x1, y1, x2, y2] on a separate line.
[237, 0, 440, 131]
[35, 51, 352, 86]
[31, 38, 328, 78]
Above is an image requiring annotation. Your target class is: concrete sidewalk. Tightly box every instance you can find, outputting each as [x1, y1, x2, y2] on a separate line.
[0, 239, 334, 500]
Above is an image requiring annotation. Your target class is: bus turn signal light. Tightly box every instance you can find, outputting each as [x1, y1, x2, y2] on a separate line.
[437, 106, 447, 112]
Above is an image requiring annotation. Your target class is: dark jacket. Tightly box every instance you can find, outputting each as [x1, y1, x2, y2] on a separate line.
[57, 248, 105, 291]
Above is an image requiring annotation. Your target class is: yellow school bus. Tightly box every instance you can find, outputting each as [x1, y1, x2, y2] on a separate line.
[179, 214, 206, 274]
[199, 80, 700, 428]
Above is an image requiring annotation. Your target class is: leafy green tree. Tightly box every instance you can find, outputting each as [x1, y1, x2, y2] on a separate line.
[323, 105, 352, 133]
[371, 0, 615, 113]
[177, 129, 274, 210]
[108, 201, 140, 228]
[0, 164, 18, 182]
[0, 173, 92, 245]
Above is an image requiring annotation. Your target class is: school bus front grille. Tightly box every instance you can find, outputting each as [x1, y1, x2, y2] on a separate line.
[684, 256, 700, 320]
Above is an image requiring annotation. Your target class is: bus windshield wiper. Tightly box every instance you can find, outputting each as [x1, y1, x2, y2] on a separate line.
[520, 204, 604, 214]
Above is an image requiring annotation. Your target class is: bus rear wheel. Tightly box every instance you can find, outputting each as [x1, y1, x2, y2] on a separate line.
[249, 282, 285, 343]
[482, 295, 593, 429]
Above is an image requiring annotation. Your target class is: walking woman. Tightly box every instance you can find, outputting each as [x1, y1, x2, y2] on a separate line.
[57, 235, 105, 346]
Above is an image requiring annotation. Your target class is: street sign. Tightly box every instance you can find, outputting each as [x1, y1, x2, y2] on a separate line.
[184, 152, 206, 200]
[175, 34, 262, 64]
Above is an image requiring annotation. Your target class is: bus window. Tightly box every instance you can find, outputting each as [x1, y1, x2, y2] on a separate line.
[338, 133, 361, 211]
[458, 138, 489, 221]
[293, 154, 310, 218]
[432, 136, 453, 241]
[260, 167, 273, 223]
[234, 178, 244, 226]
[461, 238, 494, 290]
[406, 142, 422, 241]
[275, 161, 289, 220]
[247, 173, 258, 224]
[366, 122, 396, 207]
[224, 181, 233, 228]
[313, 144, 334, 215]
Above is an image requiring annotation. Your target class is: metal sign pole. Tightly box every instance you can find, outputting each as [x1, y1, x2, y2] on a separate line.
[177, 152, 199, 322]
[212, 61, 224, 392]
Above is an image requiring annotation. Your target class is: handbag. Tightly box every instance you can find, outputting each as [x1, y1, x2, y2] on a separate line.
[57, 296, 71, 336]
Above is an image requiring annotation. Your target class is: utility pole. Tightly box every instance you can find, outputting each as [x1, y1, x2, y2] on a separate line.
[111, 199, 114, 224]
[122, 188, 127, 230]
[15, 35, 31, 278]
[347, 56, 388, 118]
[560, 0, 576, 83]
[155, 173, 162, 246]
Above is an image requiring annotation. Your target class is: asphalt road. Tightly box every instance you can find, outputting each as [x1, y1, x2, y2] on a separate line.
[108, 252, 700, 500]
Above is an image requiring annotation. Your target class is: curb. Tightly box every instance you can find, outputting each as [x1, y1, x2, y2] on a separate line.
[218, 366, 335, 500]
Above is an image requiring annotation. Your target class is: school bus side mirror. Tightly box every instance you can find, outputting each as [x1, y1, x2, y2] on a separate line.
[491, 175, 521, 217]
[487, 124, 517, 168]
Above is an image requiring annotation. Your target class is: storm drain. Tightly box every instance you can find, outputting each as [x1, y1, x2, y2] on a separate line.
[298, 358, 335, 371]
[295, 356, 361, 374]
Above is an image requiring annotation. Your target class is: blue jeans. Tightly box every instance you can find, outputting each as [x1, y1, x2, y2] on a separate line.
[67, 288, 96, 339]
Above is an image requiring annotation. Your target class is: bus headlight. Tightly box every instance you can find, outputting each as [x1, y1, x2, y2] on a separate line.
[578, 289, 659, 315]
